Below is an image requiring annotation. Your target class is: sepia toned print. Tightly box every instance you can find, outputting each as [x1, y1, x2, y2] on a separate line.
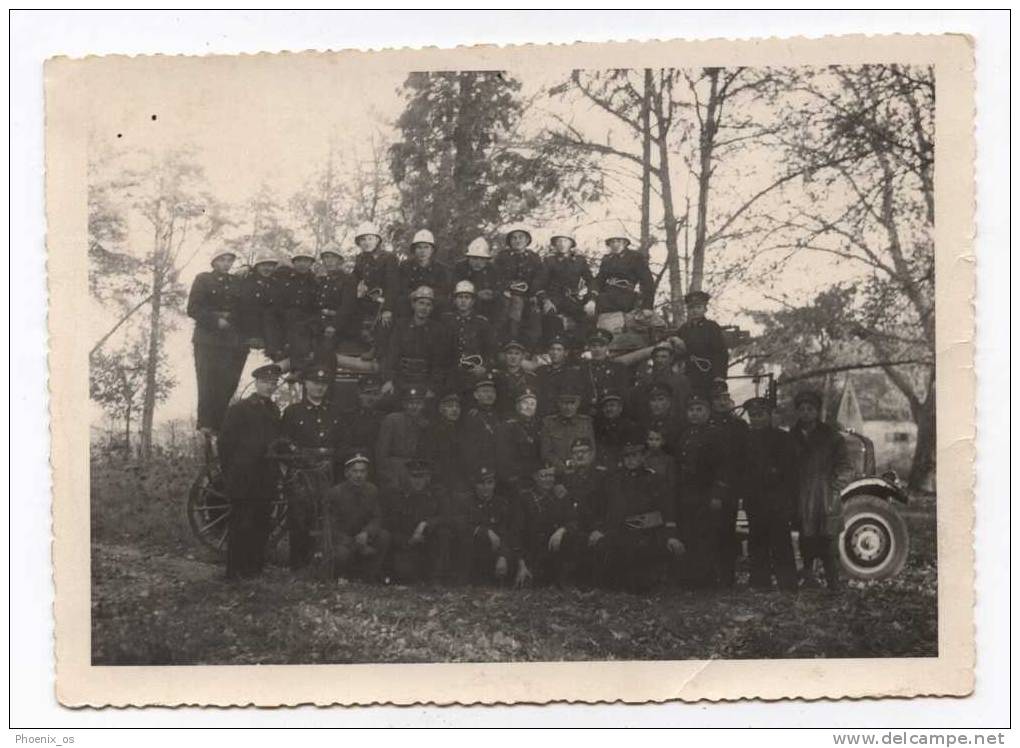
[48, 33, 974, 705]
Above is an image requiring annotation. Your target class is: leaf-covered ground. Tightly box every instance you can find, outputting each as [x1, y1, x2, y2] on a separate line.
[90, 455, 938, 665]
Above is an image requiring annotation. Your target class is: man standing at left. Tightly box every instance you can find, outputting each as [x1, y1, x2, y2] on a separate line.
[187, 248, 248, 437]
[218, 364, 282, 580]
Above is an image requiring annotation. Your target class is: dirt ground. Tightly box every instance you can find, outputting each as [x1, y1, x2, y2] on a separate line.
[90, 454, 938, 665]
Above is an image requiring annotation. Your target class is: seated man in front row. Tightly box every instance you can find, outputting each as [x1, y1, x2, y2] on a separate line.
[318, 452, 391, 582]
[592, 434, 684, 592]
[381, 458, 453, 584]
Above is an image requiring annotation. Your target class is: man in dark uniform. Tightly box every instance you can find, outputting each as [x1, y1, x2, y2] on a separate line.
[557, 437, 609, 586]
[315, 242, 356, 366]
[236, 249, 284, 362]
[708, 379, 749, 588]
[493, 224, 546, 349]
[493, 340, 537, 418]
[459, 374, 501, 481]
[630, 342, 692, 421]
[351, 222, 400, 353]
[449, 466, 526, 586]
[593, 232, 654, 315]
[443, 280, 497, 394]
[593, 391, 639, 469]
[672, 393, 730, 588]
[376, 385, 429, 490]
[397, 229, 452, 318]
[638, 382, 684, 448]
[534, 335, 585, 417]
[455, 237, 501, 322]
[518, 462, 586, 586]
[381, 285, 454, 396]
[280, 365, 344, 570]
[579, 328, 630, 413]
[218, 364, 283, 579]
[742, 397, 798, 591]
[319, 452, 390, 582]
[422, 389, 464, 493]
[593, 435, 684, 591]
[495, 388, 543, 493]
[381, 459, 451, 583]
[541, 228, 595, 346]
[541, 389, 596, 471]
[677, 290, 729, 396]
[275, 247, 320, 370]
[336, 375, 385, 472]
[187, 248, 248, 435]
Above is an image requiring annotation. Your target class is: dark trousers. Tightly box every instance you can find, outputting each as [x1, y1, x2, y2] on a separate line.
[282, 309, 316, 368]
[747, 509, 797, 591]
[323, 528, 391, 582]
[680, 501, 732, 589]
[594, 286, 637, 315]
[226, 496, 271, 579]
[596, 528, 678, 592]
[712, 502, 739, 588]
[464, 528, 518, 586]
[527, 528, 587, 587]
[799, 534, 841, 587]
[194, 343, 248, 432]
[388, 527, 454, 583]
[285, 467, 331, 570]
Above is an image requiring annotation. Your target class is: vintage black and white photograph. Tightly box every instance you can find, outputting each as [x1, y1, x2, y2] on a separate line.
[46, 33, 975, 705]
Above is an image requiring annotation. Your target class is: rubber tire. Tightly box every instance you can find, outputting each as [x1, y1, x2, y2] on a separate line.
[839, 494, 909, 581]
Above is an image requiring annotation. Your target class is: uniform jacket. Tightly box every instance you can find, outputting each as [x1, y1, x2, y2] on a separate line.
[579, 357, 630, 409]
[710, 413, 751, 499]
[382, 317, 454, 389]
[381, 485, 446, 540]
[493, 248, 546, 298]
[422, 417, 464, 485]
[542, 253, 594, 309]
[518, 483, 580, 560]
[338, 406, 384, 463]
[743, 426, 799, 523]
[495, 415, 543, 487]
[236, 272, 283, 355]
[630, 363, 692, 420]
[605, 466, 676, 535]
[442, 311, 497, 367]
[274, 266, 319, 314]
[671, 423, 728, 508]
[540, 413, 596, 470]
[376, 412, 427, 464]
[454, 259, 500, 319]
[460, 491, 522, 554]
[791, 422, 853, 537]
[559, 463, 609, 532]
[218, 394, 281, 501]
[460, 406, 501, 478]
[594, 414, 640, 468]
[187, 270, 244, 348]
[316, 270, 356, 334]
[397, 260, 452, 315]
[594, 250, 654, 309]
[353, 249, 401, 313]
[322, 480, 383, 537]
[535, 363, 586, 416]
[677, 317, 729, 383]
[281, 398, 344, 450]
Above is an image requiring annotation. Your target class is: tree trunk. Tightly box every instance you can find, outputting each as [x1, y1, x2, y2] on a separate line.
[124, 402, 132, 453]
[654, 74, 684, 322]
[690, 68, 720, 294]
[139, 268, 162, 460]
[639, 68, 653, 257]
[445, 71, 478, 266]
[907, 372, 936, 492]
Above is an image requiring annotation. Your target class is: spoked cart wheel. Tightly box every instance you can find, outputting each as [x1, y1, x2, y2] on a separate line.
[186, 469, 289, 558]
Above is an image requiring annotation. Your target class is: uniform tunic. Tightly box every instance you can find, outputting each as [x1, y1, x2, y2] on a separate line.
[579, 357, 630, 411]
[381, 485, 450, 582]
[593, 250, 654, 313]
[187, 269, 248, 431]
[677, 317, 729, 394]
[540, 413, 596, 470]
[743, 426, 798, 589]
[421, 417, 464, 490]
[381, 317, 454, 391]
[518, 483, 585, 582]
[460, 406, 501, 479]
[320, 480, 389, 579]
[493, 248, 546, 299]
[560, 463, 610, 533]
[495, 415, 543, 489]
[353, 249, 400, 314]
[397, 259, 452, 316]
[671, 423, 729, 586]
[535, 362, 586, 416]
[594, 414, 640, 469]
[442, 311, 497, 369]
[542, 253, 594, 318]
[376, 411, 428, 488]
[218, 393, 282, 578]
[275, 267, 320, 365]
[315, 269, 356, 348]
[450, 490, 522, 582]
[236, 272, 283, 359]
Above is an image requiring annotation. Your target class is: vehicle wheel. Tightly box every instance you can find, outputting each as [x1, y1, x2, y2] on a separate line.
[839, 495, 909, 580]
[187, 470, 231, 557]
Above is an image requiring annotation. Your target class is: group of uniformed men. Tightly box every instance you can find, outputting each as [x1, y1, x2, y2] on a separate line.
[193, 223, 852, 594]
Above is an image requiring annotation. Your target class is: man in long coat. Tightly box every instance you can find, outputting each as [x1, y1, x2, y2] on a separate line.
[218, 364, 283, 579]
[791, 390, 853, 592]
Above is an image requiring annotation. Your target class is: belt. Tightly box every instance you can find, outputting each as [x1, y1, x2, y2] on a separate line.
[606, 278, 634, 291]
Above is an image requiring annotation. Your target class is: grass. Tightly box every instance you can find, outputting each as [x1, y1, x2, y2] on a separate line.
[90, 453, 938, 665]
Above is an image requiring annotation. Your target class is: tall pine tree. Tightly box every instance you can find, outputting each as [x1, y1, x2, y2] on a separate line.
[389, 71, 599, 265]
